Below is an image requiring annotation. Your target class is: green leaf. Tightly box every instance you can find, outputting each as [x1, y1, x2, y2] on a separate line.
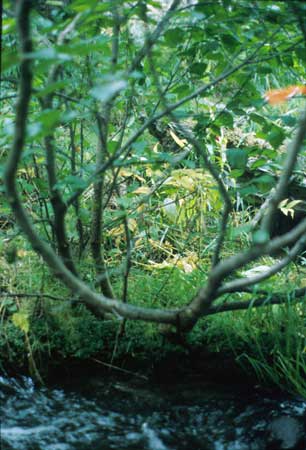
[266, 128, 286, 149]
[172, 84, 192, 96]
[60, 36, 111, 56]
[254, 174, 275, 185]
[257, 64, 273, 74]
[231, 222, 253, 239]
[46, 1, 63, 6]
[220, 33, 240, 49]
[36, 80, 67, 97]
[239, 185, 259, 198]
[61, 110, 79, 122]
[59, 175, 87, 191]
[90, 79, 127, 103]
[131, 141, 147, 153]
[2, 51, 19, 71]
[190, 62, 207, 75]
[230, 169, 245, 178]
[249, 158, 267, 170]
[3, 17, 16, 34]
[67, 0, 98, 12]
[108, 141, 119, 154]
[21, 181, 35, 194]
[295, 48, 306, 62]
[261, 148, 277, 159]
[226, 148, 248, 170]
[164, 28, 181, 47]
[252, 230, 269, 245]
[280, 115, 297, 127]
[27, 122, 42, 137]
[172, 109, 192, 119]
[249, 113, 267, 126]
[216, 111, 233, 128]
[27, 48, 71, 61]
[117, 196, 133, 208]
[30, 110, 62, 135]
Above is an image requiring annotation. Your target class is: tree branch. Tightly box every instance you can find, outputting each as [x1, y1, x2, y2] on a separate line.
[129, 0, 182, 73]
[207, 288, 306, 316]
[217, 233, 306, 295]
[0, 292, 63, 301]
[3, 0, 182, 327]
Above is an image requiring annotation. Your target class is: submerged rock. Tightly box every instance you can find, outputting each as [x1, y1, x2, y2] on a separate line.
[267, 415, 305, 449]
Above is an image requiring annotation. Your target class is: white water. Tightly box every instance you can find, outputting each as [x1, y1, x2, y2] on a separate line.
[1, 374, 306, 450]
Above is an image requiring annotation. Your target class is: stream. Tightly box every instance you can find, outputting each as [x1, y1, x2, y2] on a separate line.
[1, 372, 306, 450]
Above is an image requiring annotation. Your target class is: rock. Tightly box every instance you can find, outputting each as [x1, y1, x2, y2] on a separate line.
[267, 415, 305, 449]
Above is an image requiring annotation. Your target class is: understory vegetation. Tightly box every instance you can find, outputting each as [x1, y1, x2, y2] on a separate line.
[1, 0, 306, 396]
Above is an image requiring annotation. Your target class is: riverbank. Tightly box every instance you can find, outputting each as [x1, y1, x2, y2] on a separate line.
[1, 257, 305, 395]
[0, 297, 302, 396]
[0, 303, 250, 386]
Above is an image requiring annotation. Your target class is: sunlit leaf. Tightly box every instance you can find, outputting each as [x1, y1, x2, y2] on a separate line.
[279, 199, 302, 218]
[169, 130, 187, 148]
[12, 312, 30, 334]
[132, 186, 151, 195]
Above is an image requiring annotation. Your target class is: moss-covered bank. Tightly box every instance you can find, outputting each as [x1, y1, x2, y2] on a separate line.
[1, 295, 305, 397]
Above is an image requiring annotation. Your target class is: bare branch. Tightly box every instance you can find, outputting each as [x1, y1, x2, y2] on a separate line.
[36, 12, 85, 275]
[57, 12, 82, 45]
[0, 94, 18, 101]
[4, 0, 33, 202]
[0, 293, 63, 301]
[129, 0, 182, 73]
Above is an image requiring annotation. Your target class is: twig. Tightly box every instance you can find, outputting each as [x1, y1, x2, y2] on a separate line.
[90, 357, 148, 380]
[0, 293, 63, 301]
[57, 12, 82, 45]
[0, 94, 17, 101]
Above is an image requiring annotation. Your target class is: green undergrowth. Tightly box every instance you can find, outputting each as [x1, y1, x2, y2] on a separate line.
[200, 300, 306, 397]
[0, 248, 305, 396]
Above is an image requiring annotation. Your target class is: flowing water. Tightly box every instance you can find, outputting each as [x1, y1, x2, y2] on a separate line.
[1, 372, 306, 450]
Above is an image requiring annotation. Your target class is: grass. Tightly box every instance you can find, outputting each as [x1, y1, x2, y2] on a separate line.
[202, 299, 306, 397]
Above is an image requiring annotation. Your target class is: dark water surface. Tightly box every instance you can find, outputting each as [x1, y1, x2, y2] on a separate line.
[1, 372, 306, 450]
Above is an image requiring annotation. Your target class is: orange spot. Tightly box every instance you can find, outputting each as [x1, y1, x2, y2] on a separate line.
[264, 85, 306, 105]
